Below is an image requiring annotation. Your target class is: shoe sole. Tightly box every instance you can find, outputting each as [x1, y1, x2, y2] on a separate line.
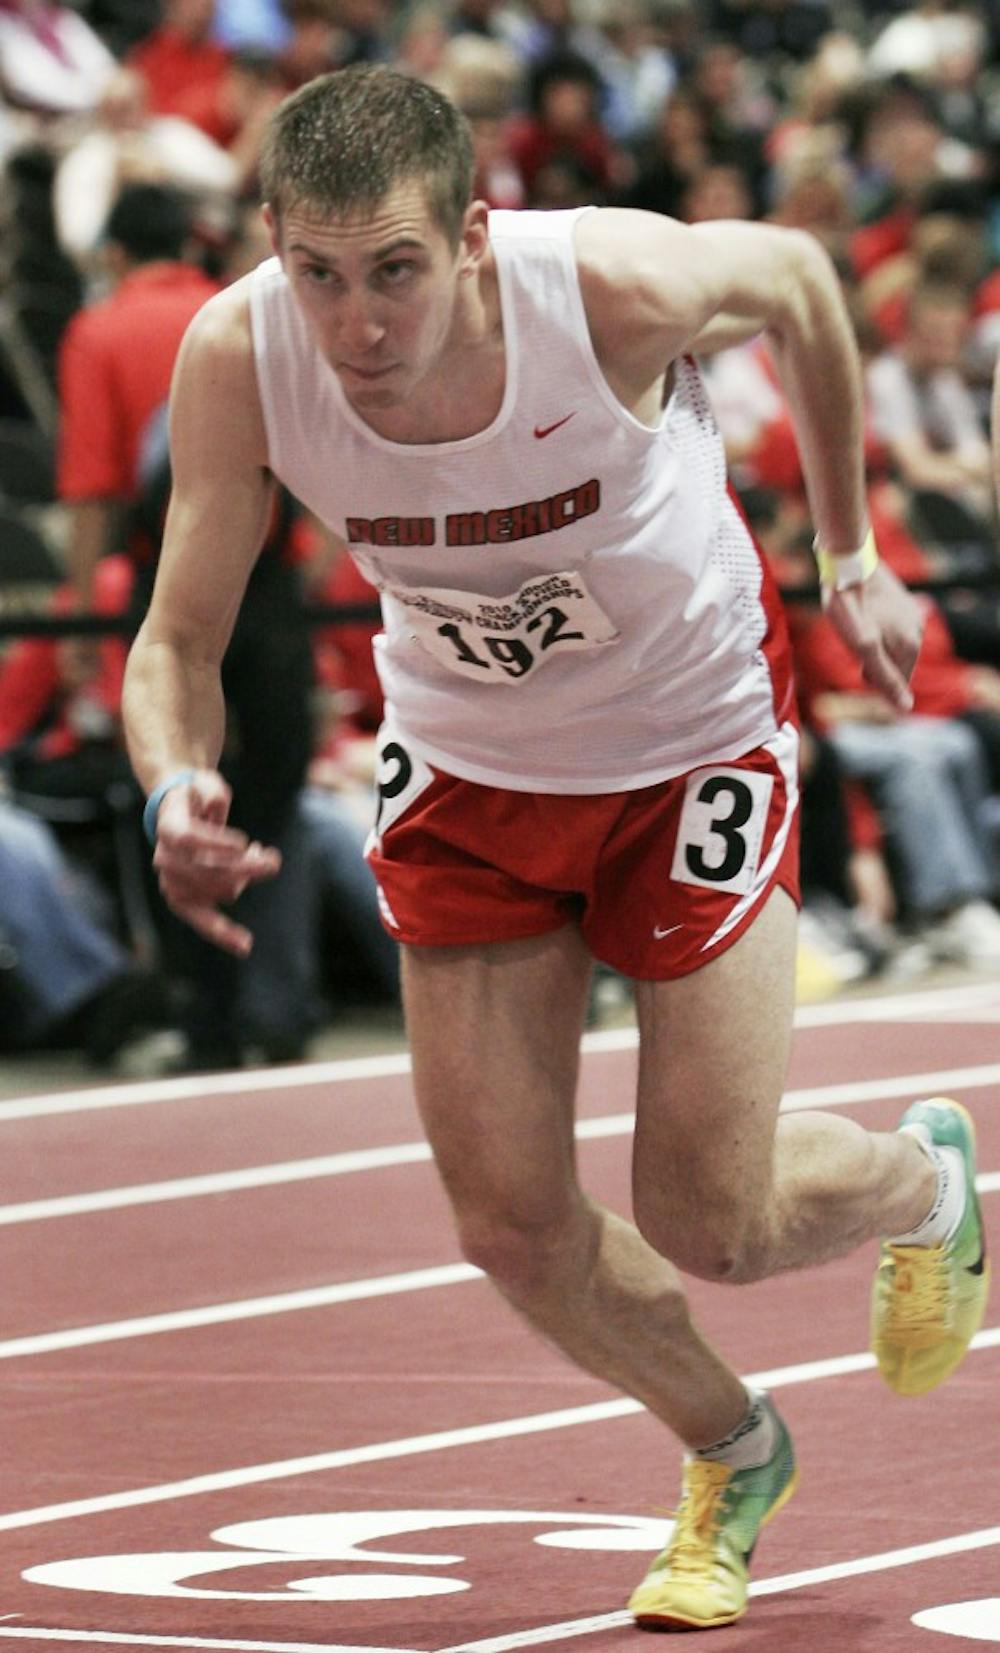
[632, 1466, 800, 1631]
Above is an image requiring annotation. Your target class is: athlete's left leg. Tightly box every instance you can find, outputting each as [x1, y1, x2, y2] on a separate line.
[630, 885, 936, 1283]
[627, 884, 985, 1629]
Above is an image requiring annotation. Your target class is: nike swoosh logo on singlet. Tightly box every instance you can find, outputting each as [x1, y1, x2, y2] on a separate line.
[534, 413, 576, 439]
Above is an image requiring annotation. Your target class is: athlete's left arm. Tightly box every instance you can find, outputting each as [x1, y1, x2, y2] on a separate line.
[575, 208, 923, 709]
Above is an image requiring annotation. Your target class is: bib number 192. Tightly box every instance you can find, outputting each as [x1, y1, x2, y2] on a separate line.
[437, 605, 584, 679]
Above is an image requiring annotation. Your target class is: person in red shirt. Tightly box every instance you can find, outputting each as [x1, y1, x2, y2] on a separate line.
[127, 0, 228, 119]
[790, 588, 1000, 965]
[0, 554, 132, 794]
[506, 50, 619, 204]
[57, 182, 220, 635]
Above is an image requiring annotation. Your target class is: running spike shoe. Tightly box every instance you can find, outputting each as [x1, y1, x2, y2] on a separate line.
[872, 1097, 989, 1397]
[628, 1401, 797, 1630]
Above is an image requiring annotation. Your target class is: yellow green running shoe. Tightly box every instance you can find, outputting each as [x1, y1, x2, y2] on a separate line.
[872, 1097, 990, 1397]
[628, 1403, 797, 1630]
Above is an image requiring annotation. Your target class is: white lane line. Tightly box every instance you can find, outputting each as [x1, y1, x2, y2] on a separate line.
[5, 1066, 1000, 1228]
[3, 1174, 997, 1361]
[4, 1171, 997, 1363]
[436, 1526, 1000, 1651]
[1, 1328, 997, 1535]
[0, 1264, 480, 1361]
[0, 1633, 412, 1653]
[4, 980, 1000, 1122]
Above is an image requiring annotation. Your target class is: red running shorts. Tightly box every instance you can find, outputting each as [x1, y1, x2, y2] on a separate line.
[366, 721, 800, 981]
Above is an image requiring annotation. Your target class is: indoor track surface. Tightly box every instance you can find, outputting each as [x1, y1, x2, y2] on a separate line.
[2, 978, 999, 1653]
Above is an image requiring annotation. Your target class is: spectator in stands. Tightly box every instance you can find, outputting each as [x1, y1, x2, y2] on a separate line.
[430, 34, 524, 209]
[167, 43, 284, 180]
[53, 66, 240, 269]
[0, 0, 114, 118]
[687, 37, 773, 211]
[622, 83, 713, 218]
[56, 182, 219, 654]
[865, 278, 994, 528]
[0, 551, 132, 805]
[0, 794, 177, 1065]
[277, 0, 349, 88]
[678, 158, 753, 223]
[505, 49, 621, 203]
[845, 76, 982, 272]
[791, 593, 1000, 967]
[574, 0, 676, 146]
[127, 0, 229, 120]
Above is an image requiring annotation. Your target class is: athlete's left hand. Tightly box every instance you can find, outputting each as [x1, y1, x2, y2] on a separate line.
[823, 562, 924, 713]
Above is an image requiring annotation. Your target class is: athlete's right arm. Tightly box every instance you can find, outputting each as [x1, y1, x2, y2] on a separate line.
[122, 285, 281, 955]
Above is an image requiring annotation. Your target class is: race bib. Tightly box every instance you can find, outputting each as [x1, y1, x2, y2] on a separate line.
[368, 723, 434, 849]
[670, 767, 774, 896]
[383, 570, 619, 683]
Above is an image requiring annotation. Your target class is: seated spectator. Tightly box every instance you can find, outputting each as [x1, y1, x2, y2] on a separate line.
[865, 278, 994, 544]
[844, 77, 983, 278]
[53, 67, 240, 268]
[0, 795, 177, 1066]
[687, 37, 772, 211]
[791, 594, 1000, 968]
[431, 33, 524, 209]
[0, 0, 115, 118]
[574, 0, 676, 146]
[278, 0, 349, 88]
[767, 133, 855, 265]
[678, 159, 753, 223]
[0, 551, 132, 805]
[127, 0, 229, 120]
[764, 31, 865, 174]
[505, 50, 622, 203]
[621, 83, 712, 218]
[167, 44, 284, 182]
[858, 189, 991, 350]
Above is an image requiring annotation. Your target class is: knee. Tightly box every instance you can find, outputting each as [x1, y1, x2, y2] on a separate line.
[632, 1183, 773, 1285]
[456, 1207, 580, 1301]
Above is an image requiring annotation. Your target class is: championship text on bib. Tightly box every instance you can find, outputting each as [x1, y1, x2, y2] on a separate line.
[383, 570, 620, 683]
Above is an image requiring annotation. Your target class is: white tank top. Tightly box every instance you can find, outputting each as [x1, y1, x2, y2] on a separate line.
[249, 208, 793, 793]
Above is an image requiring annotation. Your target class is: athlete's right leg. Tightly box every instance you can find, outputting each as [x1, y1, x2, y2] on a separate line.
[401, 926, 753, 1451]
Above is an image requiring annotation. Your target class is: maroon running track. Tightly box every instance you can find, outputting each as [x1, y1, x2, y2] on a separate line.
[1, 980, 998, 1653]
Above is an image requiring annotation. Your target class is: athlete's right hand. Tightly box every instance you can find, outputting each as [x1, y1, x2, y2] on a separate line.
[823, 562, 924, 714]
[151, 770, 281, 956]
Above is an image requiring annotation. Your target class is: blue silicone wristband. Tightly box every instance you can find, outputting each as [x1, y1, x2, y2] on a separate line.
[142, 769, 197, 845]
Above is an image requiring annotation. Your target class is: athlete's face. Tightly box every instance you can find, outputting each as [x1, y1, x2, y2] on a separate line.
[268, 181, 485, 414]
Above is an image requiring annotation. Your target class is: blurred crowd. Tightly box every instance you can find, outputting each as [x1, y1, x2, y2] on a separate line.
[0, 0, 999, 1071]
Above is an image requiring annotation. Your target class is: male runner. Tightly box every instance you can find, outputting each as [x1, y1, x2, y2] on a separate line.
[122, 66, 990, 1630]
